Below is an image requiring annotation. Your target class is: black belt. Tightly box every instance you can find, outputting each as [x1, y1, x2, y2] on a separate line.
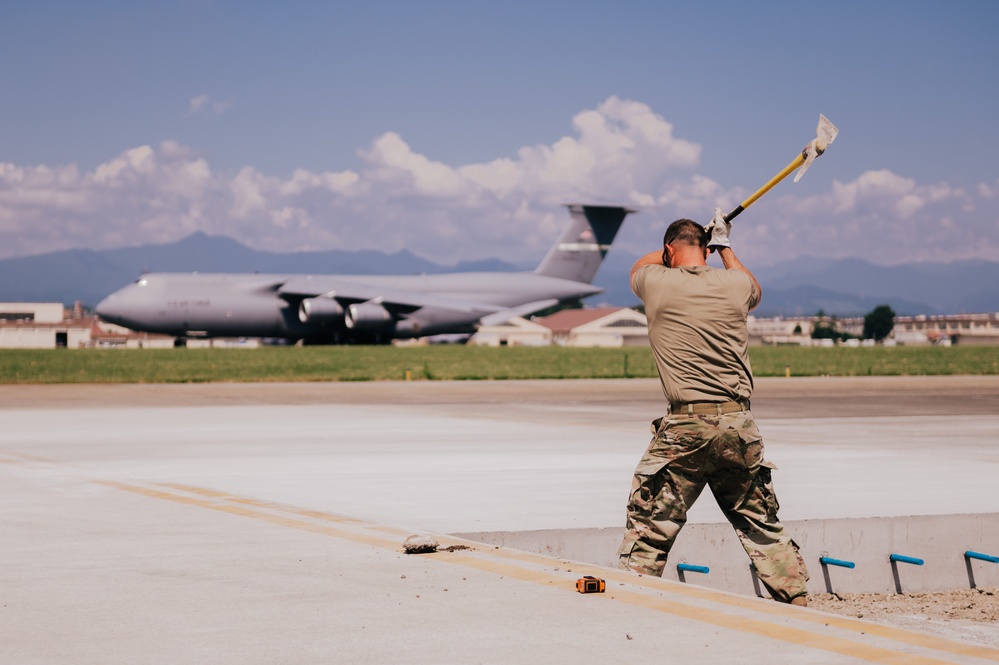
[669, 400, 750, 416]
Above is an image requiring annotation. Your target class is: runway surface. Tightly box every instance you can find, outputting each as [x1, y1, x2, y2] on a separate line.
[3, 376, 999, 663]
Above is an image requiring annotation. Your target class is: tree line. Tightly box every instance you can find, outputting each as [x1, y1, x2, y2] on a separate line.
[809, 305, 896, 342]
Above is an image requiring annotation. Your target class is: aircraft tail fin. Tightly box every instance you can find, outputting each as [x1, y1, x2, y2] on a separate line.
[534, 204, 636, 283]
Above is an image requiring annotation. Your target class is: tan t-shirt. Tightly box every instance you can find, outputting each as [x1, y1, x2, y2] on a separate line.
[633, 264, 760, 404]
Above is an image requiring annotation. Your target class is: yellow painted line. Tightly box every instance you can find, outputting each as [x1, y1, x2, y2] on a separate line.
[205, 490, 999, 664]
[96, 481, 402, 551]
[99, 480, 998, 665]
[158, 483, 408, 531]
[436, 552, 956, 665]
[469, 541, 999, 663]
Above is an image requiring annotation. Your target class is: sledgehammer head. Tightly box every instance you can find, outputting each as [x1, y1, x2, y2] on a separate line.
[794, 114, 839, 183]
[815, 113, 839, 153]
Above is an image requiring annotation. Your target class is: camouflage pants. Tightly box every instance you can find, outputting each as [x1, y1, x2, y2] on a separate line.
[617, 410, 809, 603]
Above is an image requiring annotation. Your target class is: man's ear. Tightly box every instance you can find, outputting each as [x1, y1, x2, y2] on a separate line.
[661, 244, 673, 267]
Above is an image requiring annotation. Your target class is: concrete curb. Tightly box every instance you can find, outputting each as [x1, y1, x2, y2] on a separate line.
[457, 513, 999, 597]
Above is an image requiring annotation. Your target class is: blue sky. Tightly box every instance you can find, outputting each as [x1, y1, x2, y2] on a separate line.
[2, 1, 997, 269]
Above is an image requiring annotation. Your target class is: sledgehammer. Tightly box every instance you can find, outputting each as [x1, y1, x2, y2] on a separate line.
[723, 114, 839, 223]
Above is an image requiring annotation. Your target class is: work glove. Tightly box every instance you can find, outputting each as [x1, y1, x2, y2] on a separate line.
[704, 207, 731, 251]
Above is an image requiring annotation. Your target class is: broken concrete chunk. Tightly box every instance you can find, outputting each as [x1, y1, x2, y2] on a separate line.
[403, 535, 439, 554]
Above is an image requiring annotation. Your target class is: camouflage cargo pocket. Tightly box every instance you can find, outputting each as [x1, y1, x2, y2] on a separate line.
[736, 418, 765, 469]
[756, 459, 780, 519]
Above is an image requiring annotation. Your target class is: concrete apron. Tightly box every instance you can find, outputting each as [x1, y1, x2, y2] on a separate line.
[457, 513, 999, 597]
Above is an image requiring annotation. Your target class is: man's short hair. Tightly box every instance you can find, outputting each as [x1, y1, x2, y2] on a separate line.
[663, 218, 707, 249]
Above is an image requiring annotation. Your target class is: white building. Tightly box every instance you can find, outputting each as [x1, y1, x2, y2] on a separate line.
[0, 302, 65, 324]
[0, 302, 177, 349]
[471, 316, 552, 347]
[472, 307, 649, 347]
[747, 316, 814, 345]
[545, 307, 649, 347]
[894, 313, 999, 346]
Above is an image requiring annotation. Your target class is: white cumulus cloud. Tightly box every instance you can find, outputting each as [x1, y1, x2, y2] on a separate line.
[188, 94, 233, 116]
[0, 97, 996, 268]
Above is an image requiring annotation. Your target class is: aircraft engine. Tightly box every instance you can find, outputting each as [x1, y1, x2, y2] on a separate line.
[299, 297, 344, 324]
[345, 302, 394, 331]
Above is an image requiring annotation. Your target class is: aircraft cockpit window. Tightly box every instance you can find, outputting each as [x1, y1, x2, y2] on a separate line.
[136, 278, 149, 287]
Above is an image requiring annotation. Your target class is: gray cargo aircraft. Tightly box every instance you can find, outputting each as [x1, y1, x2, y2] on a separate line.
[95, 204, 636, 344]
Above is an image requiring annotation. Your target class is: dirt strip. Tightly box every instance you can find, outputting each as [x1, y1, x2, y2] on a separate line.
[810, 588, 999, 649]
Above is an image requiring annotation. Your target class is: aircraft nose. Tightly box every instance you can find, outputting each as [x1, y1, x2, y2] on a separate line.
[94, 294, 119, 323]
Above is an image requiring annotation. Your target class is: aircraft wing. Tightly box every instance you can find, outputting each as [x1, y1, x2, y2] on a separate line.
[277, 276, 505, 316]
[478, 299, 559, 326]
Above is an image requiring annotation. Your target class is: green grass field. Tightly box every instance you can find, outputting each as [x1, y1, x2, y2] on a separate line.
[1, 345, 997, 384]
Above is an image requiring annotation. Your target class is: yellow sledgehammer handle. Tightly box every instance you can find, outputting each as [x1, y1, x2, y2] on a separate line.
[723, 114, 838, 224]
[723, 153, 805, 224]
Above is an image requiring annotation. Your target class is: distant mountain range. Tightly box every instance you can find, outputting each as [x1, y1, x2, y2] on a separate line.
[580, 250, 997, 317]
[1, 232, 996, 317]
